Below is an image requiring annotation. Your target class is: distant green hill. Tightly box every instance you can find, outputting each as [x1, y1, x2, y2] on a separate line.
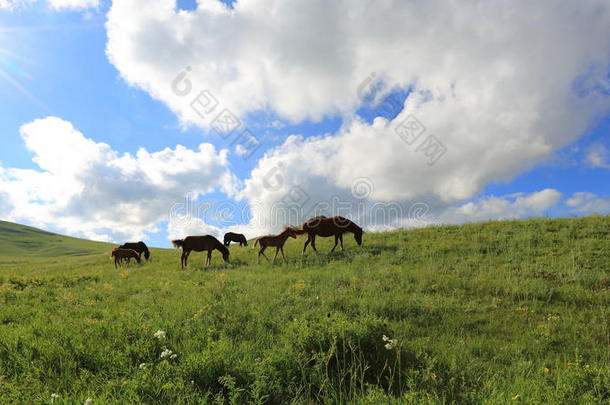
[0, 220, 113, 259]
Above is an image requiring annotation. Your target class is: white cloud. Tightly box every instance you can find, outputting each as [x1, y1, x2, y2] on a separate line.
[0, 117, 235, 242]
[47, 0, 97, 10]
[167, 215, 223, 242]
[0, 190, 14, 217]
[105, 0, 610, 125]
[105, 0, 610, 235]
[566, 192, 610, 214]
[438, 189, 562, 224]
[585, 143, 610, 168]
[0, 0, 98, 10]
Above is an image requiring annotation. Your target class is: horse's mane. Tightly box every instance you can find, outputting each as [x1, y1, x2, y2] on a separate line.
[281, 226, 298, 235]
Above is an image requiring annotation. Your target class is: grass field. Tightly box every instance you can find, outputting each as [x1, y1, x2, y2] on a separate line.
[0, 216, 609, 404]
[0, 221, 112, 262]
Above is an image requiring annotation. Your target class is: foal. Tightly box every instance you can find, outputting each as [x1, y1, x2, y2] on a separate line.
[111, 248, 141, 268]
[253, 227, 298, 263]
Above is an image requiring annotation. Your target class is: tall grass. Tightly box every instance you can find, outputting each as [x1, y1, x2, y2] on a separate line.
[0, 216, 608, 403]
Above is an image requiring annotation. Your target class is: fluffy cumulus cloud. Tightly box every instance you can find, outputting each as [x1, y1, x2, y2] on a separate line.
[438, 189, 563, 224]
[0, 117, 235, 241]
[105, 0, 610, 234]
[0, 0, 98, 10]
[566, 192, 610, 214]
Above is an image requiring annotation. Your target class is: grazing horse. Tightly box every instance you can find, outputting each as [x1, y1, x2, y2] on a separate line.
[253, 227, 298, 263]
[295, 216, 363, 254]
[223, 232, 248, 247]
[172, 235, 230, 269]
[118, 241, 151, 261]
[111, 248, 141, 268]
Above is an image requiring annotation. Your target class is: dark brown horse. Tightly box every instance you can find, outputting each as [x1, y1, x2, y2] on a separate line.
[111, 248, 141, 268]
[118, 241, 151, 261]
[172, 235, 230, 269]
[295, 216, 363, 254]
[253, 227, 298, 263]
[224, 232, 248, 247]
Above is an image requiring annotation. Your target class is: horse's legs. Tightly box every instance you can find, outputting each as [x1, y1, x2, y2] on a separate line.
[340, 234, 344, 250]
[311, 235, 318, 253]
[184, 250, 191, 268]
[302, 235, 311, 255]
[330, 235, 339, 252]
[273, 247, 280, 263]
[259, 246, 269, 262]
[114, 256, 118, 269]
[280, 246, 287, 261]
[206, 250, 212, 266]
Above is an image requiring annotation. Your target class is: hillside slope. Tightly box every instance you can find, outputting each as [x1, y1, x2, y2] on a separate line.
[0, 220, 113, 258]
[0, 215, 608, 403]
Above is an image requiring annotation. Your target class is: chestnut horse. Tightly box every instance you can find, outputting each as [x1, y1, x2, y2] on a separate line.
[295, 216, 363, 254]
[223, 232, 248, 247]
[111, 248, 141, 268]
[253, 227, 298, 263]
[172, 235, 229, 269]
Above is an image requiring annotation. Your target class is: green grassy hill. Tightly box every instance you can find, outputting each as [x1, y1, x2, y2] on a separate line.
[0, 216, 608, 404]
[0, 220, 113, 260]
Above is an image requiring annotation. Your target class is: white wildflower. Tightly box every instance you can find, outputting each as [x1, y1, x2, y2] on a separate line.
[84, 398, 93, 405]
[170, 354, 178, 360]
[160, 349, 173, 359]
[382, 335, 398, 350]
[154, 330, 166, 339]
[139, 363, 147, 369]
[51, 393, 59, 402]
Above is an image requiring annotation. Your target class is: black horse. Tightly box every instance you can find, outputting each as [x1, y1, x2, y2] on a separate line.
[118, 241, 151, 261]
[223, 232, 248, 247]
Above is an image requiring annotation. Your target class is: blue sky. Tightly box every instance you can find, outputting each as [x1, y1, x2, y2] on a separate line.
[0, 0, 609, 247]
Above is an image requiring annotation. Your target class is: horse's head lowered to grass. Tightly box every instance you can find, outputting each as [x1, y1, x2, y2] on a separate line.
[354, 226, 363, 246]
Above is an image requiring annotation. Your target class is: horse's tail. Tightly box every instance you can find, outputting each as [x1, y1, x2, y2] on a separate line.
[253, 238, 259, 248]
[172, 239, 184, 249]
